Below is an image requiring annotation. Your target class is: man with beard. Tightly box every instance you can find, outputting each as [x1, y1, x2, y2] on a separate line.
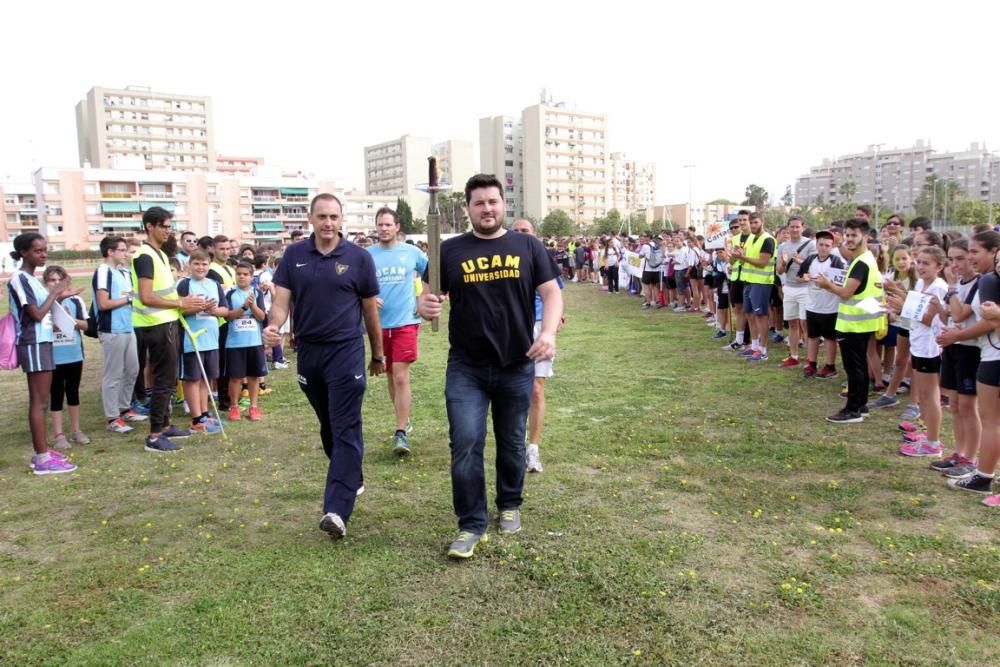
[418, 174, 562, 559]
[131, 206, 206, 451]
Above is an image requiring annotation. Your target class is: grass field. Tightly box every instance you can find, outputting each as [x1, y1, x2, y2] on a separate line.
[1, 284, 998, 665]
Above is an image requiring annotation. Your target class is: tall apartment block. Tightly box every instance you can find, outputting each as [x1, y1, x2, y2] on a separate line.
[795, 141, 1000, 213]
[479, 115, 523, 221]
[364, 135, 473, 217]
[522, 104, 609, 226]
[75, 85, 216, 172]
[609, 152, 656, 216]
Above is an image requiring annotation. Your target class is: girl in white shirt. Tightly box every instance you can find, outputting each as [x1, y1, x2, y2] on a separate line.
[899, 246, 949, 458]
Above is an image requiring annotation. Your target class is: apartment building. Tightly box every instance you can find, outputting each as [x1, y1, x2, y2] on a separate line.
[216, 155, 266, 175]
[76, 85, 215, 172]
[652, 203, 746, 235]
[522, 103, 610, 226]
[363, 135, 432, 216]
[432, 140, 474, 194]
[609, 152, 656, 216]
[795, 141, 1000, 212]
[478, 115, 523, 221]
[19, 166, 361, 251]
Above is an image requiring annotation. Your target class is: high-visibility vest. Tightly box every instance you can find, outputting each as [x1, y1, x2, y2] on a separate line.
[836, 250, 884, 333]
[740, 233, 776, 285]
[131, 242, 179, 327]
[730, 234, 748, 281]
[211, 262, 236, 289]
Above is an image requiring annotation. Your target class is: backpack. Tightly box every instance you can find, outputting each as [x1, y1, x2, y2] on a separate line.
[646, 243, 664, 270]
[0, 312, 17, 370]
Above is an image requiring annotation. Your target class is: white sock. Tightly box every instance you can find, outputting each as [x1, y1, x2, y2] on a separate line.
[36, 451, 51, 463]
[976, 469, 995, 479]
[736, 332, 745, 344]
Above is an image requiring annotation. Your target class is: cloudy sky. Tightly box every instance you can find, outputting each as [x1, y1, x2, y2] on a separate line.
[2, 0, 997, 205]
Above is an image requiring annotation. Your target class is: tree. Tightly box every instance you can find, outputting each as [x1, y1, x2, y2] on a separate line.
[780, 185, 793, 208]
[763, 209, 786, 231]
[396, 198, 420, 234]
[437, 192, 468, 233]
[707, 198, 738, 206]
[540, 209, 575, 237]
[742, 184, 769, 212]
[588, 208, 622, 236]
[838, 181, 857, 202]
[410, 218, 426, 233]
[951, 200, 1000, 228]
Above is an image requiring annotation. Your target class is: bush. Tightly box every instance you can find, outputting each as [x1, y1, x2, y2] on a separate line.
[46, 250, 102, 261]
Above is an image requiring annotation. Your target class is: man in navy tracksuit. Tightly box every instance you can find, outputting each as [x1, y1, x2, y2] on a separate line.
[264, 193, 384, 540]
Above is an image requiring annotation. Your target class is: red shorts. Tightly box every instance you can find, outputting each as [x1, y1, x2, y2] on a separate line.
[383, 323, 420, 366]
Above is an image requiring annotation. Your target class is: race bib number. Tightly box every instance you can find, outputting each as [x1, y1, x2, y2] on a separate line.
[53, 330, 75, 347]
[234, 317, 257, 333]
[196, 311, 217, 320]
[41, 312, 54, 335]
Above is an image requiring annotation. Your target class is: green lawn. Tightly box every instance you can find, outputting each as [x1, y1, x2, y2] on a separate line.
[1, 285, 997, 665]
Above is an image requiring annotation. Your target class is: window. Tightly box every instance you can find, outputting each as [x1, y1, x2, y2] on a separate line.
[505, 160, 514, 167]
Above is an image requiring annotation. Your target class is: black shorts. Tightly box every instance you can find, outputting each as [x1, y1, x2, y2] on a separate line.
[910, 354, 942, 374]
[704, 273, 715, 289]
[225, 346, 269, 379]
[641, 270, 661, 286]
[977, 359, 1000, 387]
[666, 275, 677, 290]
[940, 345, 980, 395]
[180, 349, 220, 382]
[806, 311, 838, 340]
[897, 327, 909, 339]
[717, 291, 730, 310]
[689, 268, 702, 281]
[770, 284, 783, 308]
[730, 280, 745, 305]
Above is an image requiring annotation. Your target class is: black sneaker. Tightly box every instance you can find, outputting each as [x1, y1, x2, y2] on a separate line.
[948, 473, 995, 495]
[826, 410, 863, 424]
[859, 406, 870, 419]
[930, 452, 961, 472]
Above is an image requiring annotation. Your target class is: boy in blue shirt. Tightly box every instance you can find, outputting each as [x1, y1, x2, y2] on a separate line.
[225, 261, 268, 421]
[177, 249, 229, 434]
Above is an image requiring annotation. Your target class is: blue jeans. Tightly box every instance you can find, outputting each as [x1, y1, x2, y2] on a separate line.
[445, 359, 534, 533]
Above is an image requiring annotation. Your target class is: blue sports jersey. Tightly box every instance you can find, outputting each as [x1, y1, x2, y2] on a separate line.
[367, 243, 428, 329]
[225, 286, 265, 349]
[177, 277, 226, 353]
[92, 264, 134, 334]
[53, 296, 86, 365]
[7, 270, 54, 346]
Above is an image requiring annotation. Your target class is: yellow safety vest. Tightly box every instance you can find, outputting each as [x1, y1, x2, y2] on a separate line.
[741, 233, 776, 285]
[131, 242, 179, 327]
[211, 262, 236, 289]
[730, 234, 748, 281]
[836, 250, 884, 333]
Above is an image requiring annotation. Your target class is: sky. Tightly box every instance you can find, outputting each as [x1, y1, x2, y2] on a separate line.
[2, 1, 998, 206]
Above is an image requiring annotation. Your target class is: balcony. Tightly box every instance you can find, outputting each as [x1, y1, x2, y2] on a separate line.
[138, 191, 173, 199]
[252, 195, 278, 202]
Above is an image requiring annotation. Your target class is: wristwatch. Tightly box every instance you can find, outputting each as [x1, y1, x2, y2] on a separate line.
[372, 356, 386, 364]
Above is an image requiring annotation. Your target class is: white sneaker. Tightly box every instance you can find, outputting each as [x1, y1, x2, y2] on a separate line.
[274, 361, 290, 369]
[319, 512, 346, 539]
[526, 444, 543, 473]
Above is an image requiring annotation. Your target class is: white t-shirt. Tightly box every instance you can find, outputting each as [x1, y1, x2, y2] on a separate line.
[909, 277, 948, 359]
[804, 255, 844, 314]
[606, 246, 620, 268]
[951, 276, 980, 347]
[672, 247, 689, 271]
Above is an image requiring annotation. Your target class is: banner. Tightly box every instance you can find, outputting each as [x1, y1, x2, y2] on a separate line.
[622, 250, 643, 279]
[704, 221, 729, 250]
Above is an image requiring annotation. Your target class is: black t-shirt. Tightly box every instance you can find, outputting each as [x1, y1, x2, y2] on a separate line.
[847, 258, 869, 296]
[431, 231, 557, 367]
[132, 242, 165, 281]
[979, 271, 1000, 304]
[759, 238, 775, 257]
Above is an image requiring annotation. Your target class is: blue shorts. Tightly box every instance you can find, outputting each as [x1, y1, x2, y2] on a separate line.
[743, 283, 772, 316]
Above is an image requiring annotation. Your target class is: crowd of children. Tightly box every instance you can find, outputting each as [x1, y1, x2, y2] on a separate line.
[5, 231, 283, 474]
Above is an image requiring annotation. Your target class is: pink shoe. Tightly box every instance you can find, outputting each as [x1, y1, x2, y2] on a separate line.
[32, 454, 78, 475]
[898, 421, 924, 433]
[982, 494, 1000, 507]
[901, 431, 929, 443]
[899, 441, 943, 458]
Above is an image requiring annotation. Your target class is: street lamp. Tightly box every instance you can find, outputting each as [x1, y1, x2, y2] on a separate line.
[683, 164, 696, 231]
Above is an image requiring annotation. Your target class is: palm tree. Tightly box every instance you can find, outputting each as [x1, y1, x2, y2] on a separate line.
[838, 181, 857, 202]
[742, 184, 769, 212]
